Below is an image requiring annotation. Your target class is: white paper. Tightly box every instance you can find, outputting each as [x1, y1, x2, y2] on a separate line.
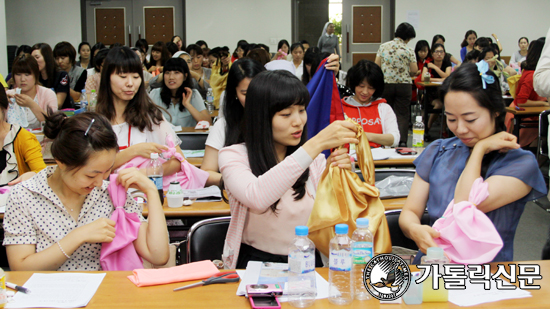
[448, 278, 531, 307]
[407, 10, 420, 29]
[182, 149, 205, 158]
[7, 273, 106, 308]
[370, 148, 397, 161]
[181, 185, 222, 202]
[236, 261, 329, 301]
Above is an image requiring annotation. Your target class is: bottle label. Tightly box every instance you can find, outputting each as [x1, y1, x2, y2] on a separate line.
[412, 130, 424, 147]
[352, 242, 373, 264]
[149, 177, 163, 190]
[206, 95, 214, 103]
[289, 253, 315, 274]
[329, 250, 351, 271]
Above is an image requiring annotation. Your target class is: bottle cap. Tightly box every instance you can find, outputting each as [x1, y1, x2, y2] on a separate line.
[91, 89, 96, 93]
[81, 89, 86, 93]
[356, 218, 369, 228]
[170, 181, 180, 185]
[335, 224, 348, 235]
[295, 226, 308, 236]
[151, 153, 159, 159]
[208, 88, 213, 91]
[416, 116, 422, 122]
[426, 247, 444, 259]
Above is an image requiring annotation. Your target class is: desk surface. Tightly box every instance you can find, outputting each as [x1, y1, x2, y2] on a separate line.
[505, 106, 550, 115]
[5, 260, 549, 308]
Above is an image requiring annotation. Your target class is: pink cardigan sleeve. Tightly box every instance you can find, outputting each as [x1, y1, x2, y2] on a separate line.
[38, 86, 58, 112]
[219, 144, 314, 213]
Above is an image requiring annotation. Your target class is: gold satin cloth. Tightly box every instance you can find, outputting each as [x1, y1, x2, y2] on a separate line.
[307, 119, 392, 256]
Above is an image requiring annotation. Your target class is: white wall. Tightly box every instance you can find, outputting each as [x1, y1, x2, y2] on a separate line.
[395, 0, 550, 59]
[185, 0, 292, 51]
[0, 0, 7, 76]
[5, 0, 82, 50]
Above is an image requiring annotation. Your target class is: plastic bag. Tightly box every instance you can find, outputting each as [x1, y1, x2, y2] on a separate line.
[375, 175, 414, 199]
[7, 99, 29, 128]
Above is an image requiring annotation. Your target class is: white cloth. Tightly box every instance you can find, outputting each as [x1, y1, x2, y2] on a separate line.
[534, 26, 550, 97]
[205, 117, 226, 150]
[293, 61, 304, 81]
[265, 60, 296, 75]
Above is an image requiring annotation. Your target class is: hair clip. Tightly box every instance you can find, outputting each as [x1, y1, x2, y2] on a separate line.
[85, 118, 95, 136]
[476, 60, 495, 89]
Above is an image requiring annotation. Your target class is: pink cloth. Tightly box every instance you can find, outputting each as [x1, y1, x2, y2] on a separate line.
[100, 174, 143, 271]
[432, 177, 503, 264]
[119, 135, 209, 191]
[0, 187, 11, 194]
[127, 260, 220, 287]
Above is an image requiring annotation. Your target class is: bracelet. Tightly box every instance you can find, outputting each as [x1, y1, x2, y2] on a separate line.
[57, 242, 70, 259]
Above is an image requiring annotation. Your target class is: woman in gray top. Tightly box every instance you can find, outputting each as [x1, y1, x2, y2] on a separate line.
[317, 22, 340, 56]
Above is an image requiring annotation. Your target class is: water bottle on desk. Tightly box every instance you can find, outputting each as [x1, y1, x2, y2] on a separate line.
[328, 224, 353, 305]
[351, 218, 373, 300]
[288, 226, 317, 308]
[206, 88, 214, 114]
[146, 153, 164, 205]
[89, 89, 97, 111]
[412, 116, 424, 147]
[80, 89, 88, 111]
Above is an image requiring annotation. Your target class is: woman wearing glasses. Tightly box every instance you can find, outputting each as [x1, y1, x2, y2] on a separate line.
[422, 43, 452, 134]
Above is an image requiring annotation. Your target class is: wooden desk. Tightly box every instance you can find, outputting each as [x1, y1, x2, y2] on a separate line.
[505, 106, 550, 144]
[6, 261, 549, 308]
[142, 200, 230, 218]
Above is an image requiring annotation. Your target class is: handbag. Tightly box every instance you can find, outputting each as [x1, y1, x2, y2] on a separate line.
[99, 174, 143, 271]
[432, 177, 503, 264]
[307, 119, 392, 257]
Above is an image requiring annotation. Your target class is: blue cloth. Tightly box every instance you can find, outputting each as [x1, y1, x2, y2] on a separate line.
[411, 137, 547, 263]
[306, 59, 344, 158]
[460, 47, 468, 62]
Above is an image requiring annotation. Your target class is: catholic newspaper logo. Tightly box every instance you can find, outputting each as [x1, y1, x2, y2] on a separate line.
[363, 254, 411, 300]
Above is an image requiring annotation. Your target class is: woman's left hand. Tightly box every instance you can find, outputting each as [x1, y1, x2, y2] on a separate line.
[325, 54, 340, 72]
[8, 172, 36, 186]
[117, 167, 157, 193]
[476, 131, 519, 154]
[14, 94, 35, 108]
[328, 148, 352, 170]
[181, 87, 193, 107]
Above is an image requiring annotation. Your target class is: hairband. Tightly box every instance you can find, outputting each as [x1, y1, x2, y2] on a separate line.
[85, 118, 95, 136]
[476, 60, 495, 89]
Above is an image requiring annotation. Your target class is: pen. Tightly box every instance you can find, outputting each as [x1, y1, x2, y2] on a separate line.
[6, 282, 30, 294]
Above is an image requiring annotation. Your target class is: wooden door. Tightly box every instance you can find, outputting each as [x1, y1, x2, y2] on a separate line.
[143, 7, 174, 42]
[95, 8, 126, 46]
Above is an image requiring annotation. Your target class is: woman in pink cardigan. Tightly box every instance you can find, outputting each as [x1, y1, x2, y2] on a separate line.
[219, 70, 358, 269]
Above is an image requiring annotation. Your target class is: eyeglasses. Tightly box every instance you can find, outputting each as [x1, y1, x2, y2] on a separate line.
[433, 50, 445, 55]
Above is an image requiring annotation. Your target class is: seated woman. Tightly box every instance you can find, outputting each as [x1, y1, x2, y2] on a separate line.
[341, 60, 399, 148]
[87, 42, 106, 77]
[186, 44, 212, 99]
[75, 42, 91, 69]
[202, 59, 265, 186]
[130, 48, 153, 85]
[505, 38, 548, 147]
[172, 35, 184, 51]
[6, 45, 32, 86]
[53, 42, 88, 106]
[219, 70, 358, 269]
[290, 43, 305, 80]
[412, 40, 431, 103]
[431, 34, 461, 66]
[302, 47, 322, 86]
[423, 43, 452, 132]
[149, 58, 211, 127]
[209, 47, 232, 109]
[510, 37, 529, 67]
[85, 48, 109, 98]
[231, 40, 248, 63]
[6, 54, 57, 129]
[0, 85, 46, 186]
[3, 111, 169, 270]
[398, 63, 547, 263]
[31, 43, 70, 109]
[480, 46, 516, 95]
[96, 46, 188, 179]
[459, 30, 477, 62]
[147, 41, 171, 76]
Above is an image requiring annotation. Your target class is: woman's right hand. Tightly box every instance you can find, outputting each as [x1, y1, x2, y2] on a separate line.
[131, 142, 168, 159]
[77, 218, 116, 243]
[148, 65, 157, 73]
[410, 224, 440, 254]
[309, 121, 359, 152]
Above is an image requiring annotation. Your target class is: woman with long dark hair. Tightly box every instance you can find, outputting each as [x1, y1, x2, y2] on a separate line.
[31, 43, 70, 109]
[147, 41, 170, 76]
[219, 70, 358, 269]
[460, 30, 477, 62]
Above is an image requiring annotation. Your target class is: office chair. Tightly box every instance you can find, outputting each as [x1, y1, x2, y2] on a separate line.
[186, 216, 231, 264]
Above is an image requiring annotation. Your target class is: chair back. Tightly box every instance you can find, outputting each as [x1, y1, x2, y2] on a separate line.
[178, 133, 208, 150]
[385, 209, 430, 250]
[538, 109, 550, 160]
[186, 216, 231, 264]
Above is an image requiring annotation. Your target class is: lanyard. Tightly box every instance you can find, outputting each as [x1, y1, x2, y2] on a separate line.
[118, 125, 131, 150]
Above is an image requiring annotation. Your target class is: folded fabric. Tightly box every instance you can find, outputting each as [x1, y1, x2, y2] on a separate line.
[100, 174, 143, 271]
[128, 260, 220, 287]
[432, 177, 503, 264]
[119, 134, 209, 191]
[308, 119, 392, 256]
[194, 120, 210, 130]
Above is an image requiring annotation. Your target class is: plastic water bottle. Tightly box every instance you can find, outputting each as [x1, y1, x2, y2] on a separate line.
[328, 224, 353, 305]
[351, 218, 373, 300]
[88, 89, 97, 111]
[288, 226, 317, 308]
[412, 116, 424, 147]
[421, 247, 449, 302]
[146, 153, 164, 205]
[80, 89, 88, 111]
[206, 88, 214, 113]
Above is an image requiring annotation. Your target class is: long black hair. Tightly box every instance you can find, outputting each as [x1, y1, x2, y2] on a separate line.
[524, 38, 546, 71]
[90, 42, 106, 72]
[31, 43, 57, 88]
[224, 58, 265, 147]
[160, 58, 193, 112]
[243, 70, 310, 213]
[461, 30, 477, 48]
[439, 63, 505, 178]
[302, 47, 322, 85]
[414, 40, 431, 63]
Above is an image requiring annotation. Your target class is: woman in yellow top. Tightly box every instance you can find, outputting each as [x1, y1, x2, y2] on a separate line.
[208, 47, 232, 108]
[0, 85, 46, 186]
